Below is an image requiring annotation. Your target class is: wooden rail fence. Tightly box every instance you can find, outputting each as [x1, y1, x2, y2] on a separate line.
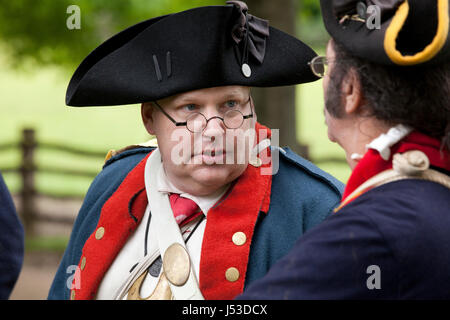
[0, 128, 108, 234]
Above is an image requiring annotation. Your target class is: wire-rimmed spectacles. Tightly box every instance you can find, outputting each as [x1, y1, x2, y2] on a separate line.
[153, 97, 254, 133]
[308, 56, 329, 78]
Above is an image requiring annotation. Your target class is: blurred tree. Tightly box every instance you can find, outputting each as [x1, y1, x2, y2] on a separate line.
[298, 0, 321, 20]
[0, 0, 325, 69]
[297, 0, 328, 47]
[0, 0, 222, 70]
[246, 0, 310, 156]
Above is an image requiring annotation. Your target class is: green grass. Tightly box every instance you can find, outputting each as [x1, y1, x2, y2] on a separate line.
[1, 61, 350, 197]
[25, 235, 69, 253]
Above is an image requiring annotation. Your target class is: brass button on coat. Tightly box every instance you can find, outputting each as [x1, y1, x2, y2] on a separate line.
[232, 232, 247, 246]
[80, 256, 86, 270]
[225, 267, 240, 282]
[95, 227, 105, 240]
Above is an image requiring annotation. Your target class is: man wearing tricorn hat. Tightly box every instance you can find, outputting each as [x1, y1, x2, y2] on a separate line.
[239, 0, 450, 299]
[48, 1, 344, 300]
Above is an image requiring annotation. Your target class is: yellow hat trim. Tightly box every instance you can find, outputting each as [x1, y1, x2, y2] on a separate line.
[384, 0, 449, 66]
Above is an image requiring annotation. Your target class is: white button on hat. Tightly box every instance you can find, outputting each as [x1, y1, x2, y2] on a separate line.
[242, 63, 252, 78]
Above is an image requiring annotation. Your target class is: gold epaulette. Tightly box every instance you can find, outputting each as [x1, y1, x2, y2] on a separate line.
[104, 138, 158, 163]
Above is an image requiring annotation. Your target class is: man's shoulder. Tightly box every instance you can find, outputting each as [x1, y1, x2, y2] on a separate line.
[102, 137, 158, 170]
[344, 179, 450, 218]
[103, 146, 155, 171]
[342, 179, 450, 237]
[276, 146, 345, 197]
[85, 146, 155, 200]
[336, 180, 450, 266]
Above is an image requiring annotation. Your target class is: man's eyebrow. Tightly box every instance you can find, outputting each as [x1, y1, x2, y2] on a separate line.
[221, 92, 247, 100]
[169, 94, 200, 105]
[170, 98, 195, 105]
[170, 91, 248, 105]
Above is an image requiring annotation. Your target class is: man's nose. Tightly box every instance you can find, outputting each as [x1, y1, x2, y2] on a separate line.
[200, 106, 224, 133]
[202, 115, 225, 138]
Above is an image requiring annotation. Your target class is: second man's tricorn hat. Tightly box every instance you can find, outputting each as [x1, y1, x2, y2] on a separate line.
[320, 0, 450, 66]
[66, 1, 319, 107]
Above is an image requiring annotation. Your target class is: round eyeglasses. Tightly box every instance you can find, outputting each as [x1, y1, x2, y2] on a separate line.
[308, 56, 329, 78]
[153, 97, 254, 133]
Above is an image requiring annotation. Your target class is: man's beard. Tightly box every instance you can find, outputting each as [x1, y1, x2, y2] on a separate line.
[324, 74, 344, 119]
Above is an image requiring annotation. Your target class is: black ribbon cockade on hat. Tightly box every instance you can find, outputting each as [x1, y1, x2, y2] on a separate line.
[227, 0, 270, 64]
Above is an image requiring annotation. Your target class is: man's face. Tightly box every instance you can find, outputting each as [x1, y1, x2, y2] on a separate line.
[142, 86, 255, 196]
[322, 40, 370, 169]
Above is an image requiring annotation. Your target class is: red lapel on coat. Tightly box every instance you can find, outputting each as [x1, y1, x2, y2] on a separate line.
[71, 153, 151, 300]
[199, 123, 273, 300]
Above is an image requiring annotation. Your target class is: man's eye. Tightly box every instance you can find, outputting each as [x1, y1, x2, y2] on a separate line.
[183, 104, 197, 111]
[225, 100, 238, 108]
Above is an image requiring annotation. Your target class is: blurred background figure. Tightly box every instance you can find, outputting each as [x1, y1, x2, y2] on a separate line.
[0, 172, 24, 299]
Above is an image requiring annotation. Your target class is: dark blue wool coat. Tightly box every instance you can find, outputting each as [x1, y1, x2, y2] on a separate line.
[239, 178, 450, 299]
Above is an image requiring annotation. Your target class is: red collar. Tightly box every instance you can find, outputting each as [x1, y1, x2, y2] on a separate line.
[342, 131, 450, 203]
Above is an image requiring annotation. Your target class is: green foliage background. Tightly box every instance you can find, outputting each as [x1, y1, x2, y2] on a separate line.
[0, 0, 324, 70]
[0, 0, 228, 69]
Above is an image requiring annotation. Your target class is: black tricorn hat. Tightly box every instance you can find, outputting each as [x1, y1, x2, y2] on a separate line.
[320, 0, 450, 66]
[66, 1, 319, 107]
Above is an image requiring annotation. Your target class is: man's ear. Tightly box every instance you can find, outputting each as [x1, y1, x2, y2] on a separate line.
[342, 68, 363, 115]
[141, 103, 156, 135]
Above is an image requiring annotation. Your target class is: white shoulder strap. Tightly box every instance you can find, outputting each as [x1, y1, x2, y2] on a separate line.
[144, 149, 204, 300]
